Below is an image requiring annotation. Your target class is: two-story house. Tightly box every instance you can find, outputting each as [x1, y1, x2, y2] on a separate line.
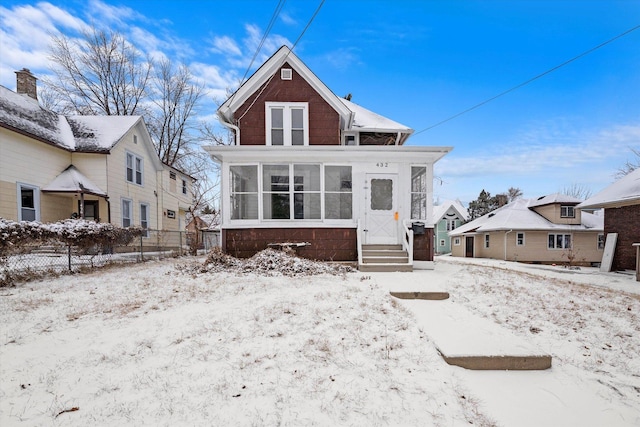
[449, 194, 604, 265]
[204, 46, 451, 271]
[433, 199, 468, 255]
[0, 69, 193, 243]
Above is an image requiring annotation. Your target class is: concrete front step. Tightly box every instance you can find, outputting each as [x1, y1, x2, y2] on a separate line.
[362, 249, 407, 257]
[362, 244, 403, 251]
[359, 263, 413, 272]
[363, 256, 409, 264]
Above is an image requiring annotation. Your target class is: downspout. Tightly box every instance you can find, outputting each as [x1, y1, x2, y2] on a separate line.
[504, 229, 513, 261]
[219, 112, 240, 145]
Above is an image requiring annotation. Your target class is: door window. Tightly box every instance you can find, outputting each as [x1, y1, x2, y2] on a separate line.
[370, 179, 393, 210]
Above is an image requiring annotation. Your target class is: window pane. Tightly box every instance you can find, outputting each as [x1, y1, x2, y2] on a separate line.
[291, 108, 303, 128]
[548, 235, 554, 249]
[271, 129, 284, 145]
[263, 194, 290, 219]
[271, 108, 283, 128]
[21, 187, 34, 208]
[230, 166, 258, 193]
[325, 193, 352, 219]
[263, 165, 289, 192]
[564, 235, 571, 249]
[411, 193, 426, 220]
[291, 129, 304, 145]
[556, 235, 563, 248]
[294, 165, 320, 191]
[231, 194, 258, 219]
[371, 179, 393, 210]
[294, 193, 321, 219]
[325, 166, 351, 192]
[411, 167, 427, 192]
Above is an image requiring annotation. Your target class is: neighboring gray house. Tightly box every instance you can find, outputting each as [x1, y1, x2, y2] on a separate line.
[433, 199, 468, 254]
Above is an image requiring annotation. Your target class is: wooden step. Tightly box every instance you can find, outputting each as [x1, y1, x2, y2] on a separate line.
[363, 256, 409, 264]
[362, 244, 403, 251]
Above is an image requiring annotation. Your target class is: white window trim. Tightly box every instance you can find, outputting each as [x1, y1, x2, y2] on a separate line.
[548, 233, 572, 250]
[597, 233, 605, 250]
[342, 132, 358, 146]
[17, 182, 40, 222]
[516, 232, 525, 246]
[410, 165, 428, 220]
[121, 198, 133, 228]
[560, 205, 575, 218]
[265, 102, 309, 146]
[484, 234, 490, 248]
[454, 237, 461, 246]
[125, 151, 144, 186]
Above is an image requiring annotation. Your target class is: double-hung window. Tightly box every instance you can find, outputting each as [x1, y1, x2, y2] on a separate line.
[122, 199, 132, 227]
[516, 232, 525, 246]
[265, 102, 309, 146]
[484, 234, 490, 248]
[410, 166, 427, 220]
[17, 183, 39, 221]
[560, 205, 575, 218]
[126, 152, 143, 185]
[548, 233, 571, 249]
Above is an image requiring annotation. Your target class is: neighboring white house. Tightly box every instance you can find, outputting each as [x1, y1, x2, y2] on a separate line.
[205, 46, 451, 270]
[0, 69, 193, 239]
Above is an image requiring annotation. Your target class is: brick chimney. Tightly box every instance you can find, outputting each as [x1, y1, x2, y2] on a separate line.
[15, 68, 38, 100]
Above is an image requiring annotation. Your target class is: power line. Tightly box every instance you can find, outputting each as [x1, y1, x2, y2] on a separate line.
[413, 24, 640, 136]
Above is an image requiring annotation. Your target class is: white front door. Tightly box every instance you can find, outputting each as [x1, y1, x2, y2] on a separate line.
[364, 173, 398, 244]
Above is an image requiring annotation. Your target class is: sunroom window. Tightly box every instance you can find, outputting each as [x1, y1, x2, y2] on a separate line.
[324, 166, 352, 219]
[230, 165, 258, 220]
[410, 166, 427, 220]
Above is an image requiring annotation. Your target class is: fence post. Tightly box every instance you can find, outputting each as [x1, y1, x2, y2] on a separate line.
[68, 244, 72, 272]
[179, 231, 183, 255]
[140, 234, 144, 262]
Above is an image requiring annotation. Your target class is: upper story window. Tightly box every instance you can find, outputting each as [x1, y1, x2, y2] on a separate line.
[560, 205, 575, 218]
[182, 179, 187, 195]
[265, 102, 309, 146]
[126, 152, 143, 186]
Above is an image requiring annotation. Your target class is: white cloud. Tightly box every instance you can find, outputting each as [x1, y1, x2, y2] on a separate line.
[210, 36, 242, 56]
[279, 12, 297, 26]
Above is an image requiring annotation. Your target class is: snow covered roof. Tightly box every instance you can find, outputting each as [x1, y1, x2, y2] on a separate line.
[340, 98, 413, 134]
[450, 198, 603, 236]
[578, 168, 640, 209]
[42, 165, 107, 197]
[0, 85, 140, 152]
[432, 200, 468, 223]
[528, 193, 582, 208]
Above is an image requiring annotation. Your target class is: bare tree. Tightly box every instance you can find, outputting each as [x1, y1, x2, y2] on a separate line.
[147, 58, 205, 166]
[615, 147, 640, 179]
[46, 26, 151, 116]
[506, 187, 523, 202]
[562, 183, 592, 200]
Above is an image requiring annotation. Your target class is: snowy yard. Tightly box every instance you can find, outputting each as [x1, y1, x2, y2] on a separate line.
[1, 251, 639, 426]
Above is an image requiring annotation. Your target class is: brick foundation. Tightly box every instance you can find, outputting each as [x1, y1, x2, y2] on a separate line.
[605, 204, 640, 271]
[223, 227, 357, 261]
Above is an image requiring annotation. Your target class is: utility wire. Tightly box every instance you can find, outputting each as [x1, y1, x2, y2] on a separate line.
[228, 0, 287, 107]
[413, 24, 640, 136]
[236, 0, 325, 122]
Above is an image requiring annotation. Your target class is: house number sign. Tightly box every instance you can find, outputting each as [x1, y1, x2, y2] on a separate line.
[376, 162, 389, 168]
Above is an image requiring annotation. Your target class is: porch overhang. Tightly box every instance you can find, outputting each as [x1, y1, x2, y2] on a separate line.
[42, 165, 108, 199]
[203, 145, 452, 164]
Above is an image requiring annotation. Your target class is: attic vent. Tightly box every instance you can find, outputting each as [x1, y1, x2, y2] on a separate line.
[281, 68, 292, 80]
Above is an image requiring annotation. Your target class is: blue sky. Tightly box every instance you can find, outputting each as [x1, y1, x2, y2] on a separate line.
[1, 0, 639, 205]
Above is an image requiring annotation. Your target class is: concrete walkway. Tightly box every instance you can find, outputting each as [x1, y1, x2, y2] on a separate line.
[367, 263, 640, 427]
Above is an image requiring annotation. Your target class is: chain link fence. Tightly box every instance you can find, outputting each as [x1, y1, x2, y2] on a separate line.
[1, 230, 191, 285]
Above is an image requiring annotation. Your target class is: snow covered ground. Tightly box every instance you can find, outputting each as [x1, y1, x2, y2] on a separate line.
[1, 252, 638, 426]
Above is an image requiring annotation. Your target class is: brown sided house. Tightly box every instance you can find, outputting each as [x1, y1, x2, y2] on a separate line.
[204, 46, 451, 271]
[578, 168, 640, 272]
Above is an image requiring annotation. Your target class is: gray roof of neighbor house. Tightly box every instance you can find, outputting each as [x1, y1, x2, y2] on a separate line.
[578, 168, 640, 209]
[450, 197, 603, 236]
[0, 85, 140, 152]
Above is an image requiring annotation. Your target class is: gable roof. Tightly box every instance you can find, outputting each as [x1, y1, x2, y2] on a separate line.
[450, 198, 603, 236]
[432, 199, 468, 223]
[0, 84, 141, 153]
[578, 168, 640, 209]
[42, 164, 107, 197]
[218, 46, 353, 127]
